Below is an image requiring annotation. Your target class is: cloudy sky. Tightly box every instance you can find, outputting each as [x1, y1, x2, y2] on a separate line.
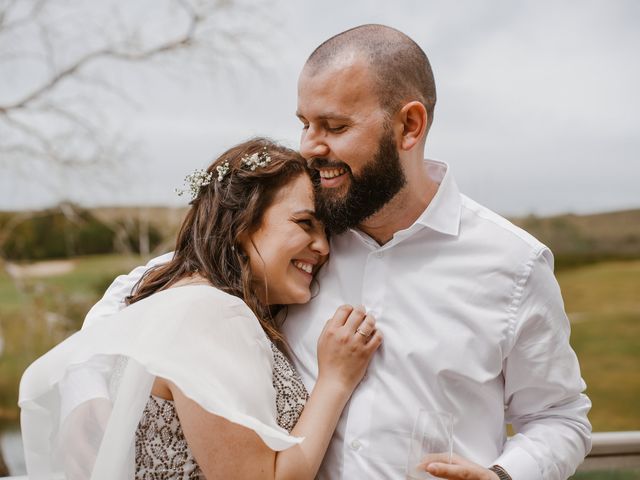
[1, 0, 638, 216]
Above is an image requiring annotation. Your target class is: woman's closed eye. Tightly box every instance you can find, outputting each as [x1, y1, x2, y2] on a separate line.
[296, 218, 314, 229]
[291, 209, 321, 232]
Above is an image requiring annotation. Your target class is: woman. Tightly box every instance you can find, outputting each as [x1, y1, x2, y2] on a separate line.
[19, 138, 382, 479]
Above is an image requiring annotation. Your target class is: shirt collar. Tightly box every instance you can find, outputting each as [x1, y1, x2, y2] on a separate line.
[414, 159, 461, 236]
[346, 159, 461, 246]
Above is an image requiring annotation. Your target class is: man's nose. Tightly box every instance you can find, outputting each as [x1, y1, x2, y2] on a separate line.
[300, 126, 329, 161]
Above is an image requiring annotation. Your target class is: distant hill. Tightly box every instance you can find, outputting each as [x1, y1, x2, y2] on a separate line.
[0, 204, 182, 261]
[89, 205, 187, 237]
[2, 205, 639, 267]
[511, 209, 640, 269]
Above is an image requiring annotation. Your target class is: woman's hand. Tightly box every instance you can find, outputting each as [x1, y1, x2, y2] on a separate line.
[169, 305, 382, 480]
[316, 304, 382, 393]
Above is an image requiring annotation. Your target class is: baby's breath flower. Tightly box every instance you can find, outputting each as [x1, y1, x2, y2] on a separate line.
[216, 161, 230, 182]
[175, 168, 213, 200]
[175, 148, 272, 200]
[241, 147, 271, 171]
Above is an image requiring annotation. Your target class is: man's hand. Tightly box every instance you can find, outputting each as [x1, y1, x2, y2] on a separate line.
[421, 454, 500, 480]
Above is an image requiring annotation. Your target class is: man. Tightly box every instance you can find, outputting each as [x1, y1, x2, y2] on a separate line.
[84, 25, 591, 479]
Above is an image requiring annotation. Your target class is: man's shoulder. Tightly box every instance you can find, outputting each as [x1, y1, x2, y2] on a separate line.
[459, 194, 547, 255]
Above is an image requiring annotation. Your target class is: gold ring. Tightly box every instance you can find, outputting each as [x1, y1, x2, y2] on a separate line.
[355, 328, 370, 337]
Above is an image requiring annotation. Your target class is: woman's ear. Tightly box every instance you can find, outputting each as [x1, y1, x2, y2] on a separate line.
[236, 231, 251, 257]
[397, 101, 428, 151]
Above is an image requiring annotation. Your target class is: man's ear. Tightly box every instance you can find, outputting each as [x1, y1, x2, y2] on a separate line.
[397, 101, 428, 151]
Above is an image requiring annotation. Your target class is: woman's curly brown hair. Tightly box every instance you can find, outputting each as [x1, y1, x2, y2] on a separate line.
[126, 137, 311, 349]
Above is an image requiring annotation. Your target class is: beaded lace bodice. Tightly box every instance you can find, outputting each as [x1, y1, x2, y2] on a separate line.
[134, 343, 308, 479]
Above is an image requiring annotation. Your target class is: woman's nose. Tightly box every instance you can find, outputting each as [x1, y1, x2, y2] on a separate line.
[311, 231, 330, 257]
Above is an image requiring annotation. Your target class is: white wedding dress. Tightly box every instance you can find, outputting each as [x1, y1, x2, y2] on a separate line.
[19, 285, 308, 479]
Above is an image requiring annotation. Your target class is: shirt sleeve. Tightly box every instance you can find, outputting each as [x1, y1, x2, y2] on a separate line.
[82, 252, 174, 329]
[495, 247, 592, 480]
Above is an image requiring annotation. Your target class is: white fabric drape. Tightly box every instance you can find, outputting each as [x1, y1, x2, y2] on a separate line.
[19, 285, 303, 479]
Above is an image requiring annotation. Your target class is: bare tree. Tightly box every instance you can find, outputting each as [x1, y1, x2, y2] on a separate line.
[0, 0, 276, 199]
[0, 0, 279, 324]
[0, 1, 278, 469]
[0, 0, 278, 258]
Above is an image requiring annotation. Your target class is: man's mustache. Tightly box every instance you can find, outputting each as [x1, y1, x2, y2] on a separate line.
[308, 157, 351, 171]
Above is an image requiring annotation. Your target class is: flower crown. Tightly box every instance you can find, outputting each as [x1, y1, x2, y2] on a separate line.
[175, 148, 272, 200]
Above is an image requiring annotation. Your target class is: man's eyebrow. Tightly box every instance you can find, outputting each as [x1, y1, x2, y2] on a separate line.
[295, 111, 350, 122]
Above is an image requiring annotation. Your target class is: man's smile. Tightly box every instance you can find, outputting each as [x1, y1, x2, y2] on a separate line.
[317, 167, 348, 187]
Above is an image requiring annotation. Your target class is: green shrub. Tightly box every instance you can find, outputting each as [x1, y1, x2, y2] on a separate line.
[1, 206, 163, 260]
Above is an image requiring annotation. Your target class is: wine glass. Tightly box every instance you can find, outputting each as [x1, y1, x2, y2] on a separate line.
[406, 409, 453, 479]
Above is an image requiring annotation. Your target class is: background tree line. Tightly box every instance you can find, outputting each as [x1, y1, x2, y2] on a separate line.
[2, 205, 639, 268]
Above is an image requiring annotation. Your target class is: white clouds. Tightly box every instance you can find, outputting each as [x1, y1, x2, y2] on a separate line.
[1, 0, 638, 215]
[410, 0, 640, 214]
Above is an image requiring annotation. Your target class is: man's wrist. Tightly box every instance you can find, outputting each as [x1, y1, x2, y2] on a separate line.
[489, 465, 512, 480]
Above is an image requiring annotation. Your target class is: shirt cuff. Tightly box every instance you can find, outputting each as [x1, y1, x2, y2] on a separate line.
[493, 445, 542, 480]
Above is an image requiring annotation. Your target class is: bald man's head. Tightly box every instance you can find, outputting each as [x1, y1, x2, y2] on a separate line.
[304, 24, 437, 132]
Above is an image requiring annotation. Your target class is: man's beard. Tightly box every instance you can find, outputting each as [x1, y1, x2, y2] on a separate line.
[312, 130, 407, 234]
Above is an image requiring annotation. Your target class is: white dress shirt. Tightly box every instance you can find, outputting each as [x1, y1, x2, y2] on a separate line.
[283, 160, 591, 480]
[79, 160, 590, 480]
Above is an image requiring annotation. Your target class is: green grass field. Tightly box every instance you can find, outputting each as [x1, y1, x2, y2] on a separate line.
[558, 261, 640, 431]
[0, 254, 143, 313]
[0, 254, 144, 425]
[1, 255, 638, 429]
[0, 255, 638, 478]
[573, 472, 640, 480]
[560, 261, 640, 479]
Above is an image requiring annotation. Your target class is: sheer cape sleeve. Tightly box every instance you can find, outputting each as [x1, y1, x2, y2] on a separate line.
[19, 285, 303, 480]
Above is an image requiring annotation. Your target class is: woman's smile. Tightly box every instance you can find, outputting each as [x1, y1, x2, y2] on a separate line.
[243, 174, 329, 305]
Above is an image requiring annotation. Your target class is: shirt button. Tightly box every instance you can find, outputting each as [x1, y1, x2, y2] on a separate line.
[374, 251, 384, 258]
[350, 439, 362, 450]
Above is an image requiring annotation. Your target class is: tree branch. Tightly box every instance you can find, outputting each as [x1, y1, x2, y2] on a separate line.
[0, 0, 201, 113]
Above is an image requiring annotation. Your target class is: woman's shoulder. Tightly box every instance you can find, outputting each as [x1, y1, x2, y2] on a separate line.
[174, 285, 256, 321]
[133, 282, 250, 315]
[117, 283, 262, 340]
